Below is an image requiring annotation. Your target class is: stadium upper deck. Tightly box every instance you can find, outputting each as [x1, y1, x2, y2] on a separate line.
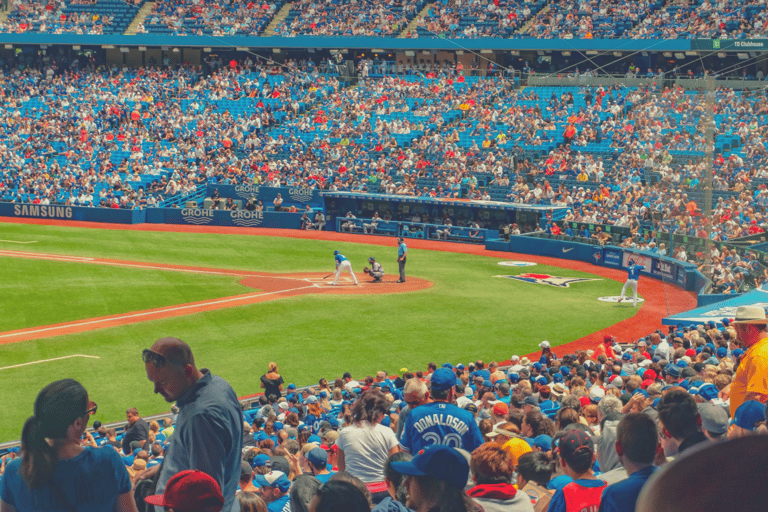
[1, 0, 767, 42]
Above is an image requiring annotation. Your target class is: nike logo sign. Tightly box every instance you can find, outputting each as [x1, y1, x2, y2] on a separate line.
[562, 248, 574, 253]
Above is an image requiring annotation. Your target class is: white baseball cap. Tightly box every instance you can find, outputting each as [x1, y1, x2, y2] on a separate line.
[539, 341, 551, 349]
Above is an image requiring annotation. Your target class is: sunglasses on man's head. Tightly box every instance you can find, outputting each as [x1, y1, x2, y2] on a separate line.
[142, 349, 166, 367]
[85, 400, 98, 416]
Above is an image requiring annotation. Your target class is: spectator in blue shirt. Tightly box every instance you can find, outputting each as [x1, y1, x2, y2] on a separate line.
[598, 413, 658, 512]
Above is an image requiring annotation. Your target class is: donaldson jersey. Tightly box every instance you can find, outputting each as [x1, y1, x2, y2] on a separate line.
[626, 264, 645, 281]
[399, 401, 483, 453]
[335, 254, 348, 264]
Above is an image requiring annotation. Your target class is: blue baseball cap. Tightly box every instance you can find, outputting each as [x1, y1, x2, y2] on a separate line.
[442, 363, 454, 369]
[533, 363, 543, 371]
[733, 348, 745, 358]
[561, 367, 570, 376]
[536, 376, 548, 385]
[287, 383, 296, 390]
[732, 401, 765, 431]
[252, 454, 270, 468]
[697, 383, 719, 401]
[273, 421, 284, 431]
[254, 471, 291, 492]
[508, 373, 519, 383]
[430, 368, 457, 391]
[482, 380, 493, 389]
[532, 434, 553, 451]
[308, 434, 322, 444]
[675, 360, 688, 368]
[622, 352, 632, 361]
[306, 447, 327, 467]
[390, 444, 469, 489]
[633, 389, 649, 398]
[456, 364, 465, 370]
[716, 347, 727, 358]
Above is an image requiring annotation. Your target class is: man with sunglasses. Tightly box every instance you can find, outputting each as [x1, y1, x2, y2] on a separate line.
[138, 337, 243, 512]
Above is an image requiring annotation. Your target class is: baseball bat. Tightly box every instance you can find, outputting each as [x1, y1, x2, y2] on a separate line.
[322, 274, 333, 279]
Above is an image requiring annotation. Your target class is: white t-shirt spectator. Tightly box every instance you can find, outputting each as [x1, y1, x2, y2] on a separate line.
[336, 422, 398, 483]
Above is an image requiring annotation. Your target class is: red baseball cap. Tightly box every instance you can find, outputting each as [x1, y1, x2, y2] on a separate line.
[493, 402, 509, 416]
[145, 470, 224, 512]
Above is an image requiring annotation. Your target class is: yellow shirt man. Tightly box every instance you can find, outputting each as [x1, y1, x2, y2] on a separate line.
[730, 335, 768, 416]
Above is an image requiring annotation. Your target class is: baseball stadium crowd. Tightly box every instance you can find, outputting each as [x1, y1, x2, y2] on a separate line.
[4, 0, 768, 39]
[3, 309, 768, 512]
[272, 0, 425, 37]
[2, 54, 768, 261]
[141, 0, 285, 36]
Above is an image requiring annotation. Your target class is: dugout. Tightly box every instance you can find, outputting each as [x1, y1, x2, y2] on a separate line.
[321, 191, 562, 232]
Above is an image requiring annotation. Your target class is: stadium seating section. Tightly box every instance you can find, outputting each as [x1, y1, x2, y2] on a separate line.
[3, 0, 768, 38]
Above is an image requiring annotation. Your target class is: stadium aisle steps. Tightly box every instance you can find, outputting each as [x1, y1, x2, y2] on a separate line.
[518, 3, 549, 34]
[262, 2, 293, 36]
[125, 1, 155, 35]
[398, 2, 433, 38]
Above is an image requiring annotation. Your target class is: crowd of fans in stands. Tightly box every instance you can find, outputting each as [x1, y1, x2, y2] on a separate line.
[0, 54, 768, 256]
[2, 312, 767, 512]
[142, 0, 282, 36]
[273, 0, 423, 37]
[7, 0, 768, 39]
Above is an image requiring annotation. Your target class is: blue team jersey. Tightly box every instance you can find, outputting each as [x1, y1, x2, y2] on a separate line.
[398, 242, 407, 257]
[400, 401, 483, 454]
[305, 413, 327, 434]
[335, 254, 348, 264]
[627, 264, 645, 280]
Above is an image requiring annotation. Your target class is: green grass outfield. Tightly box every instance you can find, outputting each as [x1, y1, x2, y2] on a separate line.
[0, 223, 634, 442]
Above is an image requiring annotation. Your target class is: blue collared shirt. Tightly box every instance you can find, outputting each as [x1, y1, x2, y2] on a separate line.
[155, 370, 243, 512]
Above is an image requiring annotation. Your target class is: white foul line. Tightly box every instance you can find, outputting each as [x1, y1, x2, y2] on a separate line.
[0, 250, 306, 281]
[0, 240, 38, 244]
[0, 354, 100, 371]
[0, 285, 316, 339]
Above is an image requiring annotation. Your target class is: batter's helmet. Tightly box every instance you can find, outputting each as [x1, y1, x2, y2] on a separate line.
[334, 250, 340, 255]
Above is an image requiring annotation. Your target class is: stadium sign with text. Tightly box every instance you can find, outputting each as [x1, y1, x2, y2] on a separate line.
[692, 39, 768, 51]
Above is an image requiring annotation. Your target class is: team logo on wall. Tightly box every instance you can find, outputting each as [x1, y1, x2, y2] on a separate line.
[496, 273, 601, 288]
[497, 261, 537, 267]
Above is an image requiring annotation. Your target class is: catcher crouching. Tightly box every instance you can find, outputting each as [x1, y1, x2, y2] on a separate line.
[363, 256, 385, 282]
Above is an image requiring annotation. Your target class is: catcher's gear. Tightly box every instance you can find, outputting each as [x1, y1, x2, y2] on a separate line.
[368, 256, 376, 264]
[363, 267, 371, 274]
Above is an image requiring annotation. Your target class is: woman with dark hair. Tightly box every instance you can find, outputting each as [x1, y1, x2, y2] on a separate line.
[309, 480, 370, 512]
[260, 362, 284, 403]
[336, 389, 399, 483]
[0, 379, 137, 512]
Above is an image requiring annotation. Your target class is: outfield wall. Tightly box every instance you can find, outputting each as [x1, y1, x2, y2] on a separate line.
[0, 203, 145, 224]
[486, 236, 703, 292]
[146, 207, 305, 229]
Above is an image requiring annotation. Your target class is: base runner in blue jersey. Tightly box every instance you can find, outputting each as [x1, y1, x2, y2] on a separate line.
[332, 250, 358, 286]
[618, 259, 645, 307]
